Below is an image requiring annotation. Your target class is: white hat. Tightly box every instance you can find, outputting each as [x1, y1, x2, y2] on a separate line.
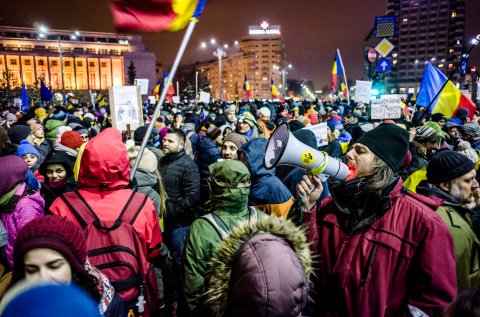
[258, 107, 271, 118]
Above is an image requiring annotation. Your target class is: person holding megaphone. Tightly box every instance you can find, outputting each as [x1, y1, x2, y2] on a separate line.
[295, 123, 457, 316]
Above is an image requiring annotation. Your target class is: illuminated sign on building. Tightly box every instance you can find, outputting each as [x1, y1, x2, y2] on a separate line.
[249, 21, 281, 35]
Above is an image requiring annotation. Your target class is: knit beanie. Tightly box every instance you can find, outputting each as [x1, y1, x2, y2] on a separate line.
[258, 107, 271, 118]
[427, 150, 474, 184]
[6, 113, 17, 122]
[461, 122, 480, 138]
[134, 126, 153, 145]
[207, 125, 221, 140]
[239, 112, 256, 128]
[13, 216, 87, 281]
[357, 123, 409, 172]
[0, 156, 28, 196]
[327, 121, 336, 133]
[0, 282, 101, 317]
[127, 146, 157, 173]
[457, 141, 479, 164]
[431, 113, 446, 123]
[424, 121, 449, 139]
[60, 131, 84, 150]
[415, 125, 443, 143]
[30, 124, 43, 134]
[51, 109, 67, 121]
[223, 133, 248, 149]
[34, 107, 47, 121]
[455, 107, 469, 120]
[7, 125, 31, 145]
[16, 140, 40, 157]
[276, 106, 286, 115]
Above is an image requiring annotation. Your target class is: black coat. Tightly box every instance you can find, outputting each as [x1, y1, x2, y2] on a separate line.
[159, 150, 200, 230]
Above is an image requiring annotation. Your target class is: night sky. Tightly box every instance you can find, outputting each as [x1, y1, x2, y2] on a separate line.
[1, 0, 479, 90]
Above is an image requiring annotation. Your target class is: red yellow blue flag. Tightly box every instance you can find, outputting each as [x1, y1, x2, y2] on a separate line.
[243, 75, 252, 100]
[331, 49, 348, 97]
[161, 71, 176, 102]
[271, 78, 278, 99]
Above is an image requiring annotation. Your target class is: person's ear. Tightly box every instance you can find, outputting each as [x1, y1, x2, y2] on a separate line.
[439, 182, 450, 192]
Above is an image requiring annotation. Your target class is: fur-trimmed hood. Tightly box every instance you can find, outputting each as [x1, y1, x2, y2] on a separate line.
[204, 216, 312, 317]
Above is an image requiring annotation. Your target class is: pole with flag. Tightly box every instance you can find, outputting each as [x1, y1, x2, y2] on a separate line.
[110, 0, 208, 181]
[243, 75, 252, 100]
[330, 49, 350, 101]
[40, 80, 52, 102]
[161, 71, 176, 103]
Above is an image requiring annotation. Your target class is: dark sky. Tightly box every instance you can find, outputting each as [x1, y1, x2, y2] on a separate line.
[1, 0, 479, 89]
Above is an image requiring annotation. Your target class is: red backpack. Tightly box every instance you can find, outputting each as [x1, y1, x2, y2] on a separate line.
[60, 190, 158, 317]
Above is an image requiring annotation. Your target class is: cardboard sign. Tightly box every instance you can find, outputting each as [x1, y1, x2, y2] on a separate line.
[109, 86, 143, 131]
[199, 91, 211, 104]
[172, 96, 180, 104]
[371, 94, 405, 120]
[134, 79, 149, 95]
[355, 80, 373, 103]
[303, 122, 328, 147]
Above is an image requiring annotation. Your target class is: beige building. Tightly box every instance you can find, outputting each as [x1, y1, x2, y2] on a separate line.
[0, 26, 156, 92]
[197, 21, 286, 100]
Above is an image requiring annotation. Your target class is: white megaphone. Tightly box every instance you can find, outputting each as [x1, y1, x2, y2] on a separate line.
[264, 123, 349, 181]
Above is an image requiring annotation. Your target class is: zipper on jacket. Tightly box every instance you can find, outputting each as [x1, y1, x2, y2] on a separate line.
[360, 243, 378, 286]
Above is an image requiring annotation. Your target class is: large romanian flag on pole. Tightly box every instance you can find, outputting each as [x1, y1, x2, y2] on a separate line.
[243, 75, 252, 99]
[161, 71, 176, 102]
[331, 49, 348, 98]
[271, 78, 278, 99]
[416, 63, 476, 119]
[110, 0, 207, 32]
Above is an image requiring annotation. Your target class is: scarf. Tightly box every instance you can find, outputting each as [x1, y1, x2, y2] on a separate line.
[0, 183, 21, 208]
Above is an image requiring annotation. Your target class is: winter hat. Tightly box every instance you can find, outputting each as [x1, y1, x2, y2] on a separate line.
[0, 282, 102, 317]
[34, 107, 47, 121]
[68, 123, 88, 136]
[127, 146, 157, 173]
[208, 160, 251, 192]
[455, 107, 469, 120]
[83, 112, 95, 121]
[427, 150, 474, 184]
[207, 125, 221, 140]
[461, 122, 480, 138]
[357, 123, 409, 172]
[6, 113, 17, 122]
[60, 131, 83, 150]
[415, 125, 443, 143]
[258, 107, 271, 118]
[39, 151, 74, 177]
[308, 113, 319, 125]
[223, 133, 248, 150]
[134, 126, 154, 146]
[457, 141, 479, 164]
[30, 123, 43, 134]
[326, 121, 336, 133]
[276, 105, 286, 114]
[431, 113, 446, 123]
[13, 215, 87, 281]
[7, 125, 31, 144]
[51, 109, 67, 121]
[238, 112, 256, 128]
[288, 120, 305, 132]
[0, 156, 28, 196]
[16, 140, 40, 157]
[56, 126, 72, 140]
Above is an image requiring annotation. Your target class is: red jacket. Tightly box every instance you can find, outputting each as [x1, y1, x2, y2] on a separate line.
[50, 128, 162, 261]
[303, 179, 456, 316]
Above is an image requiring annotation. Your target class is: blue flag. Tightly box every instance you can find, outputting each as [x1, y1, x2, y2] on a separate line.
[40, 81, 52, 102]
[21, 84, 28, 111]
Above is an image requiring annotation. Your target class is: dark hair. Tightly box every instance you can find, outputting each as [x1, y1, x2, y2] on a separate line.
[444, 290, 480, 317]
[167, 128, 186, 143]
[72, 269, 101, 303]
[0, 127, 8, 152]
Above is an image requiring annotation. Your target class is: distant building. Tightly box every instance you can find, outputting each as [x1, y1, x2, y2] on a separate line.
[0, 26, 157, 92]
[197, 21, 287, 100]
[380, 0, 467, 94]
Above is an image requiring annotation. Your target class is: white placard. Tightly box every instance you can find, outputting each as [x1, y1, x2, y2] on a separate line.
[303, 122, 328, 147]
[355, 80, 373, 103]
[200, 91, 211, 104]
[109, 86, 143, 131]
[172, 96, 181, 104]
[148, 96, 156, 104]
[134, 79, 149, 95]
[371, 94, 404, 120]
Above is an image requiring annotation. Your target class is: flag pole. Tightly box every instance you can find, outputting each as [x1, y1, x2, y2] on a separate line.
[337, 49, 350, 102]
[130, 20, 198, 181]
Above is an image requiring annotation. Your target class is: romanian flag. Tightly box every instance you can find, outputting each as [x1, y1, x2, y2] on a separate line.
[331, 49, 348, 97]
[152, 79, 161, 100]
[271, 78, 278, 99]
[243, 75, 251, 100]
[416, 63, 476, 119]
[161, 71, 176, 102]
[110, 0, 207, 32]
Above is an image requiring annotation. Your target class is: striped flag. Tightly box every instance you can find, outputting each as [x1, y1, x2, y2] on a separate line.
[243, 75, 252, 100]
[271, 78, 278, 99]
[331, 49, 348, 97]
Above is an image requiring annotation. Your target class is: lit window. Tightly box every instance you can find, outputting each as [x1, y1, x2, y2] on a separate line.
[24, 59, 31, 66]
[402, 18, 408, 22]
[393, 60, 398, 65]
[10, 59, 17, 65]
[448, 63, 453, 69]
[438, 63, 444, 68]
[51, 61, 58, 66]
[449, 48, 455, 54]
[451, 11, 457, 18]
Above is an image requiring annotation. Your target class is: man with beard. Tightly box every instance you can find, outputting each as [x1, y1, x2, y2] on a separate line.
[221, 133, 247, 161]
[417, 150, 480, 291]
[297, 123, 456, 316]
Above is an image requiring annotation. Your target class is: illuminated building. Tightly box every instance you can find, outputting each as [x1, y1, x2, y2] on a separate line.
[197, 21, 286, 100]
[0, 26, 156, 92]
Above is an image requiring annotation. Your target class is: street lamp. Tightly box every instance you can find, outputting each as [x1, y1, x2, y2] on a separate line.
[274, 64, 292, 97]
[202, 38, 230, 100]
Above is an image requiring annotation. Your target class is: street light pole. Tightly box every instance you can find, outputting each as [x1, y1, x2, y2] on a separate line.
[195, 71, 198, 103]
[281, 69, 286, 97]
[213, 47, 226, 100]
[57, 37, 65, 96]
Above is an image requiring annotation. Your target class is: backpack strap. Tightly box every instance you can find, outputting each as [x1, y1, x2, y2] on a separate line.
[118, 192, 148, 226]
[60, 191, 99, 228]
[201, 213, 229, 240]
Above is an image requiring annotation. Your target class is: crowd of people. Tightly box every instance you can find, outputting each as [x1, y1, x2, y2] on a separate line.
[0, 94, 480, 317]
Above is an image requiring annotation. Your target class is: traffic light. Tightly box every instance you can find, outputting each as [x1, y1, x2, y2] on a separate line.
[371, 79, 383, 97]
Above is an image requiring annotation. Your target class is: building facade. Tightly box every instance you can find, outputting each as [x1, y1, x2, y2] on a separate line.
[0, 26, 156, 93]
[383, 0, 466, 94]
[197, 21, 286, 100]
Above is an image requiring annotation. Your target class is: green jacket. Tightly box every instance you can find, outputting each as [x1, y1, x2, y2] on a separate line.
[437, 204, 480, 291]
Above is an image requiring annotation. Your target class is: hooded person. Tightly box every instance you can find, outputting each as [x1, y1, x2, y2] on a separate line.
[134, 125, 164, 162]
[183, 160, 266, 315]
[298, 123, 456, 316]
[204, 216, 312, 317]
[5, 125, 31, 156]
[43, 109, 67, 143]
[39, 151, 78, 211]
[0, 156, 44, 268]
[238, 138, 294, 218]
[16, 140, 42, 172]
[461, 122, 480, 150]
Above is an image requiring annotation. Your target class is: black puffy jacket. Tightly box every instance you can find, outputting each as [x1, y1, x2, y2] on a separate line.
[159, 149, 200, 230]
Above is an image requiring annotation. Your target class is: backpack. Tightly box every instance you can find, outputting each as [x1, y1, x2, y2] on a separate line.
[200, 207, 258, 240]
[60, 190, 158, 317]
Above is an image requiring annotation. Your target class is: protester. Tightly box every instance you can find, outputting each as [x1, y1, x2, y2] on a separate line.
[297, 123, 456, 315]
[16, 140, 41, 172]
[236, 112, 262, 140]
[221, 133, 247, 161]
[29, 123, 51, 158]
[257, 106, 275, 138]
[461, 122, 480, 150]
[443, 290, 480, 317]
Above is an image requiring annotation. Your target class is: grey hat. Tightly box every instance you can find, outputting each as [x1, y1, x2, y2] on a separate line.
[461, 122, 480, 138]
[6, 113, 17, 121]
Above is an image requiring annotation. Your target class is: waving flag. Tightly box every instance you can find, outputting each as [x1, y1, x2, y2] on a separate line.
[96, 93, 106, 107]
[161, 71, 176, 102]
[243, 75, 251, 100]
[21, 84, 28, 111]
[416, 63, 476, 119]
[40, 80, 52, 102]
[271, 78, 278, 99]
[152, 79, 161, 100]
[110, 0, 207, 32]
[331, 49, 348, 97]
